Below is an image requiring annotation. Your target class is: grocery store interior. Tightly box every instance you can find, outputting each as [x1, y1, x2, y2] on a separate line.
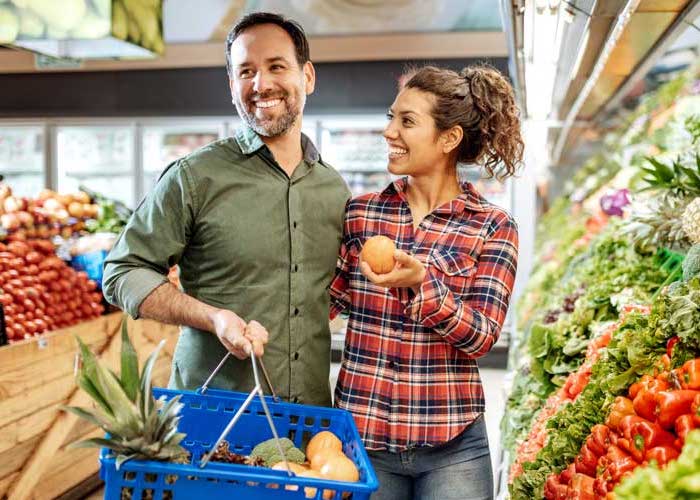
[1, 0, 700, 499]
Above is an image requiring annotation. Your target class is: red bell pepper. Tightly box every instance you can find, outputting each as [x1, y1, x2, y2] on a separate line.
[619, 415, 649, 440]
[593, 475, 609, 497]
[629, 375, 654, 400]
[681, 359, 700, 390]
[569, 473, 596, 500]
[606, 397, 635, 430]
[634, 390, 660, 422]
[667, 336, 680, 358]
[544, 474, 568, 500]
[674, 414, 697, 443]
[630, 420, 678, 458]
[644, 446, 679, 468]
[607, 454, 639, 483]
[560, 462, 576, 485]
[575, 444, 598, 477]
[654, 390, 700, 429]
[587, 424, 611, 457]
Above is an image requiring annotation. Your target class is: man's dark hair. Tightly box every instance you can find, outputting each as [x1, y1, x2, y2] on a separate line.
[225, 12, 310, 77]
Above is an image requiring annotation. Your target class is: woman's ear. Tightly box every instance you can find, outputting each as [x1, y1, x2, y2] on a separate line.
[441, 125, 463, 154]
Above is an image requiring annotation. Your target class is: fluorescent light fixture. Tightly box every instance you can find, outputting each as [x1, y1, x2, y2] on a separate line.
[524, 0, 567, 119]
[1, 0, 164, 60]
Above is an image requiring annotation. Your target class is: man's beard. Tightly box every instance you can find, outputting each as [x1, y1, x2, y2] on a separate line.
[235, 91, 304, 137]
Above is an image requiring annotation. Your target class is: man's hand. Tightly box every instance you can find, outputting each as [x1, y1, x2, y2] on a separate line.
[360, 249, 426, 292]
[244, 320, 269, 358]
[210, 309, 268, 359]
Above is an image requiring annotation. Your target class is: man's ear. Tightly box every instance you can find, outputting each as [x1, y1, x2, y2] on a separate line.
[442, 125, 463, 154]
[303, 61, 316, 95]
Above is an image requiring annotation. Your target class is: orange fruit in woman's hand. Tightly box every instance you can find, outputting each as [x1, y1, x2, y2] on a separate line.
[361, 235, 396, 274]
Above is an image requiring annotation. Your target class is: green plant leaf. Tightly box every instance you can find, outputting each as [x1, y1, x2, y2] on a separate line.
[120, 316, 139, 403]
[139, 340, 165, 421]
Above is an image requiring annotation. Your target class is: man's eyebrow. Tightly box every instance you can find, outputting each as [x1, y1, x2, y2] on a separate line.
[236, 56, 291, 69]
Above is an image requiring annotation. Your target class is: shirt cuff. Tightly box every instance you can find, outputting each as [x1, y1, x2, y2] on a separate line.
[113, 268, 169, 319]
[403, 268, 455, 327]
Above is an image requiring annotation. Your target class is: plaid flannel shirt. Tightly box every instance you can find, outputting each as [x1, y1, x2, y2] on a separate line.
[329, 177, 518, 452]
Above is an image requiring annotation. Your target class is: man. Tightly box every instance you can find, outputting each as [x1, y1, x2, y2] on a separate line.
[103, 12, 350, 406]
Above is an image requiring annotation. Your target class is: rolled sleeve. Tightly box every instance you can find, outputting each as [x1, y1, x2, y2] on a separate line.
[401, 215, 518, 358]
[102, 160, 196, 318]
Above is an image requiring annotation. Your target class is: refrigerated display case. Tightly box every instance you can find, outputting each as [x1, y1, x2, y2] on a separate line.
[0, 125, 45, 198]
[318, 117, 394, 197]
[55, 125, 136, 207]
[141, 123, 224, 197]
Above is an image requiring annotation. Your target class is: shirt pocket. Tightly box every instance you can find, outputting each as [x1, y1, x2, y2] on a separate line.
[428, 250, 477, 297]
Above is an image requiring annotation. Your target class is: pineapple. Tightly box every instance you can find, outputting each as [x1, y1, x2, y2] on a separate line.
[623, 193, 692, 251]
[63, 319, 189, 470]
[683, 197, 700, 245]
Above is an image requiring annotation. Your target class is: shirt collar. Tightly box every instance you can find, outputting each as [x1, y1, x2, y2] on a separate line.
[233, 124, 320, 163]
[383, 176, 491, 214]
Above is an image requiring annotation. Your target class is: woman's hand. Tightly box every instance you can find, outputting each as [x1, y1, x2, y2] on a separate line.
[360, 249, 426, 292]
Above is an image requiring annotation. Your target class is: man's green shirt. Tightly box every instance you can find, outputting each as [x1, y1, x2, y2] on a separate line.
[103, 126, 351, 406]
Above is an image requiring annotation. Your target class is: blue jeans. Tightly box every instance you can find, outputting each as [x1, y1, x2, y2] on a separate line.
[367, 416, 493, 500]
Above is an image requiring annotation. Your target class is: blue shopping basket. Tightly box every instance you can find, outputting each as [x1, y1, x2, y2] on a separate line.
[99, 354, 379, 499]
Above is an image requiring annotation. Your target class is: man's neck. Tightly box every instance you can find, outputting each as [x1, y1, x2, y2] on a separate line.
[261, 127, 304, 177]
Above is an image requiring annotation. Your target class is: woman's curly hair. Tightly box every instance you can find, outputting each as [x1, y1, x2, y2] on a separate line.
[404, 64, 524, 179]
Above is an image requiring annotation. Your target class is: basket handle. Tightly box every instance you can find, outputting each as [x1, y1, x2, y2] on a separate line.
[199, 351, 277, 400]
[197, 352, 293, 477]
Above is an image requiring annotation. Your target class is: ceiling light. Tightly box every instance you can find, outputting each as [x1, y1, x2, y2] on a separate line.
[0, 0, 164, 60]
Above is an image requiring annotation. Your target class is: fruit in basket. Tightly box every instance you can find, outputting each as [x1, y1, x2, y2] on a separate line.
[310, 447, 344, 471]
[306, 430, 342, 460]
[271, 461, 309, 474]
[361, 235, 396, 274]
[296, 469, 334, 499]
[63, 319, 189, 470]
[319, 453, 360, 483]
[682, 197, 700, 245]
[250, 437, 305, 467]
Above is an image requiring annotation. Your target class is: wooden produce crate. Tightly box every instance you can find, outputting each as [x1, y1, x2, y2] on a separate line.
[0, 312, 178, 500]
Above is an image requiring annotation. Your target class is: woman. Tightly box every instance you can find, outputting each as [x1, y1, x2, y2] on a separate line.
[328, 65, 523, 500]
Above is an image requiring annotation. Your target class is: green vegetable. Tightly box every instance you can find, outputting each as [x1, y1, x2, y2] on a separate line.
[683, 245, 700, 281]
[250, 437, 305, 467]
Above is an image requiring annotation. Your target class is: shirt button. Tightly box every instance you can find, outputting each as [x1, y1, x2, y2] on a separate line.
[293, 351, 300, 360]
[387, 360, 395, 368]
[291, 396, 300, 403]
[293, 264, 299, 272]
[293, 307, 300, 316]
[293, 221, 298, 229]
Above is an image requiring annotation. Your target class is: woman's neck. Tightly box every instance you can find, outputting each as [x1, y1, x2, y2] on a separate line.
[405, 168, 462, 213]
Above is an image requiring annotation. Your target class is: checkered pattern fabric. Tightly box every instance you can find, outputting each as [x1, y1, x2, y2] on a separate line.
[329, 177, 518, 452]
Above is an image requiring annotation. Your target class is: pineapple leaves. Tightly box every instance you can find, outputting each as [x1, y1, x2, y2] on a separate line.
[66, 324, 188, 470]
[120, 316, 140, 402]
[139, 340, 165, 421]
[75, 337, 114, 416]
[641, 155, 700, 196]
